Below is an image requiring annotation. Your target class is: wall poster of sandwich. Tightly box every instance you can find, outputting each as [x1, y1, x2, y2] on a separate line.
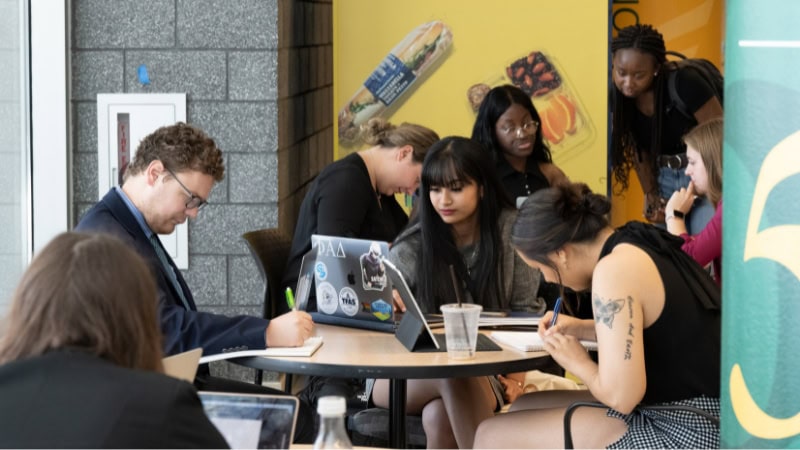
[334, 0, 610, 195]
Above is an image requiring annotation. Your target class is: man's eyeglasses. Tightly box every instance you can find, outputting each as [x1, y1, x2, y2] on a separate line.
[500, 120, 540, 138]
[165, 168, 208, 210]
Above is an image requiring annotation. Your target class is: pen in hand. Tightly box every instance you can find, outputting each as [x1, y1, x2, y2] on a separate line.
[285, 287, 296, 311]
[549, 297, 562, 328]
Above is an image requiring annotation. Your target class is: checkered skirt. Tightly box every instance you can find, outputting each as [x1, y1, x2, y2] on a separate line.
[606, 396, 720, 449]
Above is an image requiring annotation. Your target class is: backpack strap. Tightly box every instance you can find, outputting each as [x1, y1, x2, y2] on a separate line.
[667, 69, 692, 120]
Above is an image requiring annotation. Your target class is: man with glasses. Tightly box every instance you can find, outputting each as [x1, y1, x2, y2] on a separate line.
[76, 122, 315, 442]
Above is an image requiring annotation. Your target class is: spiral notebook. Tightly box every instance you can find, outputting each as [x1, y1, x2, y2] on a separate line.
[490, 331, 597, 352]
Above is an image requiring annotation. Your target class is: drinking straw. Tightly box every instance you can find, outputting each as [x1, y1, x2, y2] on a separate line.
[449, 265, 473, 357]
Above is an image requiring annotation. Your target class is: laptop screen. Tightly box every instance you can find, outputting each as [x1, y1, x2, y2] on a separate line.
[198, 392, 298, 449]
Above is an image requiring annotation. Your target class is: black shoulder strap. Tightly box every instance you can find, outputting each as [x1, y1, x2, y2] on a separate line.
[667, 69, 692, 120]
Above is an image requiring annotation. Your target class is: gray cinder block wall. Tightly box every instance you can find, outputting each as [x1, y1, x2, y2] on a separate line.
[71, 0, 332, 382]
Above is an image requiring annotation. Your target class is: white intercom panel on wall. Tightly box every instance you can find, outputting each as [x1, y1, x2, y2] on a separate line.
[97, 93, 189, 269]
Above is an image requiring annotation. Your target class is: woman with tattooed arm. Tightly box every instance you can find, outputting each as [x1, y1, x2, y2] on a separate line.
[473, 182, 721, 449]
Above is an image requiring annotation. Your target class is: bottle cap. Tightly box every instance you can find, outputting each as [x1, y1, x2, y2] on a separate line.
[317, 396, 346, 416]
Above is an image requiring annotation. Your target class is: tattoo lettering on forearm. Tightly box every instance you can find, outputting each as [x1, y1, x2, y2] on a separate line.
[627, 296, 633, 319]
[624, 338, 633, 360]
[593, 294, 625, 329]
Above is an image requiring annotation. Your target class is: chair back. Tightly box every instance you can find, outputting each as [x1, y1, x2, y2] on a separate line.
[242, 228, 293, 319]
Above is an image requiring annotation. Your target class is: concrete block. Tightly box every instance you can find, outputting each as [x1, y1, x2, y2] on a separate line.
[229, 51, 278, 101]
[73, 102, 97, 154]
[71, 51, 124, 101]
[189, 102, 277, 153]
[177, 0, 278, 49]
[229, 255, 263, 306]
[73, 152, 98, 203]
[125, 51, 226, 100]
[190, 204, 278, 255]
[182, 255, 227, 306]
[74, 203, 95, 228]
[73, 0, 175, 48]
[228, 152, 278, 204]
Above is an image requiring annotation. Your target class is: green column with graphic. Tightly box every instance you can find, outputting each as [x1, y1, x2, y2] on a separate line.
[723, 2, 800, 447]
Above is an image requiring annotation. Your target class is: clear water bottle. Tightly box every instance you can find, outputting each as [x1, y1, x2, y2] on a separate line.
[313, 396, 353, 449]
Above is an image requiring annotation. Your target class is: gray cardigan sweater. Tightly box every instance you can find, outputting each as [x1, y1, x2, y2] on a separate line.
[388, 209, 545, 314]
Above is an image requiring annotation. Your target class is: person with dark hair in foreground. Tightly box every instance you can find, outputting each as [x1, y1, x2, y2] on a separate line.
[474, 182, 720, 448]
[0, 232, 228, 448]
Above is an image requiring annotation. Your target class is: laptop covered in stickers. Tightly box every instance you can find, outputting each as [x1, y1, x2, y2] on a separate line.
[295, 234, 398, 332]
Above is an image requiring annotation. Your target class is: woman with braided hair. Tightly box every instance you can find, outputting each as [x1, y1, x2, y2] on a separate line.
[610, 24, 721, 232]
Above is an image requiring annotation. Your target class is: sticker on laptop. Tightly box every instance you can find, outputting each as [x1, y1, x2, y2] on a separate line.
[360, 242, 387, 291]
[314, 261, 328, 281]
[317, 282, 338, 314]
[339, 287, 359, 316]
[370, 299, 392, 321]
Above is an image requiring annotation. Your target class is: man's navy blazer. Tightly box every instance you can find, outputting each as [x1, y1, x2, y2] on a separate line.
[76, 188, 268, 355]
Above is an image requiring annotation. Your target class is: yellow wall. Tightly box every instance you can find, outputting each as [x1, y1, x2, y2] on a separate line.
[609, 0, 725, 226]
[334, 0, 609, 196]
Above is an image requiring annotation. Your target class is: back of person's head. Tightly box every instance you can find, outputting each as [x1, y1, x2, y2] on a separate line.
[471, 84, 552, 164]
[414, 136, 511, 309]
[123, 122, 225, 183]
[683, 118, 723, 205]
[0, 232, 163, 371]
[512, 182, 610, 271]
[357, 118, 440, 163]
[611, 24, 667, 65]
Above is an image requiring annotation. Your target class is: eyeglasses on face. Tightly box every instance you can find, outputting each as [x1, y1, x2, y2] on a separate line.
[165, 167, 208, 210]
[500, 120, 540, 138]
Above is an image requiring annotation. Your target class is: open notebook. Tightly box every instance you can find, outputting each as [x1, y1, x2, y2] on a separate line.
[199, 337, 323, 364]
[490, 331, 597, 352]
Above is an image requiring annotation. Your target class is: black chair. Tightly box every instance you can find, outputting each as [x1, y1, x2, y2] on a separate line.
[242, 228, 294, 390]
[562, 401, 720, 449]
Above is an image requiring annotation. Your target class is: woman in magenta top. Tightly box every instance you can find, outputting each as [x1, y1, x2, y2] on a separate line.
[666, 118, 723, 285]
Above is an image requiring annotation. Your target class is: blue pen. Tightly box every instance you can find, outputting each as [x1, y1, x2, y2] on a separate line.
[550, 297, 562, 328]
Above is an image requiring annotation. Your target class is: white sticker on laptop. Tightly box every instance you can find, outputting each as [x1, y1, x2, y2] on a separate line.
[339, 287, 359, 316]
[317, 282, 338, 314]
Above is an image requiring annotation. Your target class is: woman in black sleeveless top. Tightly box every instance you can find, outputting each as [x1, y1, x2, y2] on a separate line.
[474, 182, 720, 449]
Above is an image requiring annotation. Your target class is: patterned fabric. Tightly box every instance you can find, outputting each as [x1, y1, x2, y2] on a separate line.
[149, 234, 191, 310]
[606, 396, 720, 449]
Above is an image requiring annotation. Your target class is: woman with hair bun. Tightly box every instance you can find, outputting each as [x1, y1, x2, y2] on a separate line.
[283, 118, 440, 305]
[473, 182, 721, 449]
[283, 118, 439, 420]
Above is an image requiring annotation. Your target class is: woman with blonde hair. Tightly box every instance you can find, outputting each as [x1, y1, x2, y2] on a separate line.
[666, 118, 723, 285]
[0, 232, 227, 448]
[283, 118, 439, 421]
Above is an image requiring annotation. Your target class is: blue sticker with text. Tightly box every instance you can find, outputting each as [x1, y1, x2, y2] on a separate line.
[363, 53, 416, 106]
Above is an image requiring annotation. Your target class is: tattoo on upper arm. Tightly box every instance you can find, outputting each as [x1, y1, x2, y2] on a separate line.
[593, 294, 626, 329]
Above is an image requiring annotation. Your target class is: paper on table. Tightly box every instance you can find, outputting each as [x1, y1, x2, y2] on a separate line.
[490, 331, 597, 352]
[199, 336, 323, 364]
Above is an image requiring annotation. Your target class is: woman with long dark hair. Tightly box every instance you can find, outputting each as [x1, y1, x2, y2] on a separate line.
[372, 137, 545, 448]
[474, 182, 720, 448]
[472, 84, 567, 203]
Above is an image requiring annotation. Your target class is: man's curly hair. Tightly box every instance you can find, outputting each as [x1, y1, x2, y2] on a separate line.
[123, 122, 225, 182]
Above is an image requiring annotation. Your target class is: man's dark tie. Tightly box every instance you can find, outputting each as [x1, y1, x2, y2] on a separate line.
[149, 234, 192, 310]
